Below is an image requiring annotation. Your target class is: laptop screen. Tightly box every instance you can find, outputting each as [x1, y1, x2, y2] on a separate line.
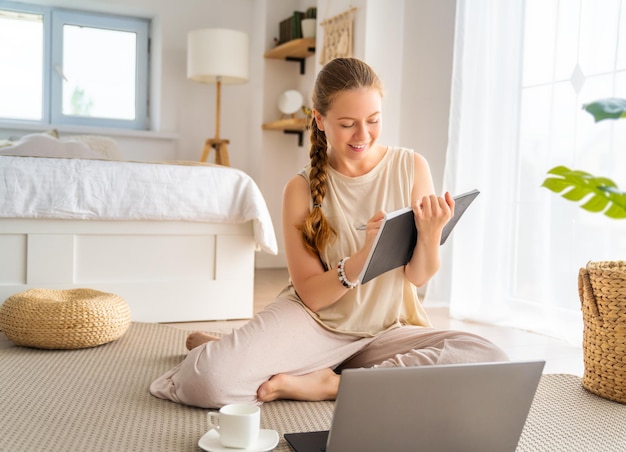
[285, 361, 544, 452]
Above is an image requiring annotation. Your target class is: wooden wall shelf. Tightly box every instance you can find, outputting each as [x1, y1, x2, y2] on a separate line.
[262, 118, 309, 146]
[262, 117, 307, 131]
[264, 38, 316, 59]
[264, 38, 316, 74]
[262, 37, 315, 145]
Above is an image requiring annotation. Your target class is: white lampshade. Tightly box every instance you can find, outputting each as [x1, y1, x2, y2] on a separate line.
[187, 28, 249, 84]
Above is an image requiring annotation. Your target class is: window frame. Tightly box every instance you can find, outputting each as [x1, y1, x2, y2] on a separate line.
[0, 1, 150, 130]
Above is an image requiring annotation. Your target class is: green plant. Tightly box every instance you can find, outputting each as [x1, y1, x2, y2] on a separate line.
[542, 98, 626, 219]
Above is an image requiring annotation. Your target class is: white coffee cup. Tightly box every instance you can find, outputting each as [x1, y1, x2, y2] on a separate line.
[207, 403, 260, 449]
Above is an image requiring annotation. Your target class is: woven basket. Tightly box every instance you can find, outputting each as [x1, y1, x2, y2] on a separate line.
[578, 260, 626, 403]
[0, 288, 132, 349]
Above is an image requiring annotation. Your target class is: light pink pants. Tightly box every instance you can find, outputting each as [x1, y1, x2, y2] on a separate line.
[150, 298, 508, 408]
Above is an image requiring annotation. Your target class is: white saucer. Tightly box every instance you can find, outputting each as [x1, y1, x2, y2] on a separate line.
[198, 428, 279, 451]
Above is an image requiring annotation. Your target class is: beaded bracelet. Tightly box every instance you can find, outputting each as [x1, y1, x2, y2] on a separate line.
[337, 257, 359, 289]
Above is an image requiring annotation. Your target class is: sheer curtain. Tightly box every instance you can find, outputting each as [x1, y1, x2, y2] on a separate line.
[425, 0, 626, 345]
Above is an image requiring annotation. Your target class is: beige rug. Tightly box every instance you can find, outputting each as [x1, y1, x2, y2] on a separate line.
[1, 322, 625, 451]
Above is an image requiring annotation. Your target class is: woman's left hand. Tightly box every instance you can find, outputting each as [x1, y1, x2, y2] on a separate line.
[412, 192, 455, 243]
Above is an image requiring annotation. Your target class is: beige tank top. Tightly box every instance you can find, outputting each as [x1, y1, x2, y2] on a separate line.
[279, 146, 432, 337]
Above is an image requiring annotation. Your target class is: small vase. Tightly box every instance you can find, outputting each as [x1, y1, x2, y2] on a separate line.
[301, 18, 316, 39]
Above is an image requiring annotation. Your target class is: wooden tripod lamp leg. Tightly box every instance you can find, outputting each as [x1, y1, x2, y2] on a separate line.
[215, 142, 230, 166]
[200, 139, 212, 162]
[199, 78, 231, 166]
[203, 138, 230, 166]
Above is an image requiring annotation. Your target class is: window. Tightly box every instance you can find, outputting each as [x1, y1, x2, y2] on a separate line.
[427, 0, 626, 345]
[517, 0, 626, 309]
[0, 1, 149, 130]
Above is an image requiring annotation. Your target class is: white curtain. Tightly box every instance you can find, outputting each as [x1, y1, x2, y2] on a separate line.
[425, 0, 626, 345]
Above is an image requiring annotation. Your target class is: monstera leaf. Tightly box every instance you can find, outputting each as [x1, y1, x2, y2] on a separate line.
[542, 166, 626, 219]
[583, 98, 626, 122]
[542, 97, 626, 219]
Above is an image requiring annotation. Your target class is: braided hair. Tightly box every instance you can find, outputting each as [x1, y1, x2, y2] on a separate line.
[298, 58, 383, 257]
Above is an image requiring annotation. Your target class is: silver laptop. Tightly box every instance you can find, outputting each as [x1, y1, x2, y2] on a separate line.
[284, 360, 545, 452]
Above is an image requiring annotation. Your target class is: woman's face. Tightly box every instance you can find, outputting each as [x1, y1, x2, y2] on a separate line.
[315, 87, 382, 160]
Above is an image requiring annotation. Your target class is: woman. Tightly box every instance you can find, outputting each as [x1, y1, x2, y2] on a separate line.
[150, 58, 507, 409]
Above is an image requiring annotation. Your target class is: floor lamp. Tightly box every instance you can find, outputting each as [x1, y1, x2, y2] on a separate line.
[187, 28, 249, 165]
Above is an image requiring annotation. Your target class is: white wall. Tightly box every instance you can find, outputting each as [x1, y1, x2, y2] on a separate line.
[1, 0, 457, 269]
[400, 0, 456, 193]
[253, 0, 314, 268]
[362, 0, 405, 146]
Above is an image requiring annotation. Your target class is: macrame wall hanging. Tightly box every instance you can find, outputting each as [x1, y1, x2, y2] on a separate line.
[318, 7, 357, 65]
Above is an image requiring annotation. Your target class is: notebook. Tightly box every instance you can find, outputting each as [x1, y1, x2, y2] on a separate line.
[284, 360, 545, 452]
[358, 189, 480, 284]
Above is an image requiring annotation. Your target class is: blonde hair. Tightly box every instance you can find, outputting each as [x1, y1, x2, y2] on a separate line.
[298, 58, 383, 257]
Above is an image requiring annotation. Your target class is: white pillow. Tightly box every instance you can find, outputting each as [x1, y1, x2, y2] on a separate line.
[63, 135, 123, 160]
[0, 133, 105, 160]
[0, 133, 123, 160]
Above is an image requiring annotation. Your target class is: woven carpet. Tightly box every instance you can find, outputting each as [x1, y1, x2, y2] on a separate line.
[2, 322, 626, 451]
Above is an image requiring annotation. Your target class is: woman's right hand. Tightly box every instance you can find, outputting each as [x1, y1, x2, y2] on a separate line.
[345, 210, 386, 281]
[359, 210, 386, 252]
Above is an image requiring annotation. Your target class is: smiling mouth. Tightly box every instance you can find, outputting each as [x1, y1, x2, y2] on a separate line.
[349, 144, 367, 151]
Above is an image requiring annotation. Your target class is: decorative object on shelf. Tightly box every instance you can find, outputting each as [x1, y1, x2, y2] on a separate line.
[277, 90, 304, 118]
[262, 92, 308, 146]
[301, 7, 317, 39]
[187, 28, 249, 166]
[319, 7, 357, 65]
[302, 105, 313, 123]
[301, 18, 316, 38]
[305, 7, 317, 19]
[278, 11, 305, 45]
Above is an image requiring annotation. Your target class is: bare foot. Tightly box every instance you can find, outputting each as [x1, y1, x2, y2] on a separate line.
[186, 331, 221, 351]
[257, 368, 340, 402]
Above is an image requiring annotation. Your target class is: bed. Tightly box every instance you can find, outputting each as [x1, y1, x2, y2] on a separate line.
[0, 133, 278, 322]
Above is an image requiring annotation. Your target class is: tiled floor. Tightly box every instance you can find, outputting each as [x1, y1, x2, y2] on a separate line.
[166, 268, 584, 377]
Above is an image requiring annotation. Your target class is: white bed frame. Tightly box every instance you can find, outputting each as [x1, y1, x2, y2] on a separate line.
[0, 219, 256, 323]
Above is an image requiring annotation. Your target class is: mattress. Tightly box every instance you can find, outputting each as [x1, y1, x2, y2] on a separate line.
[0, 155, 277, 254]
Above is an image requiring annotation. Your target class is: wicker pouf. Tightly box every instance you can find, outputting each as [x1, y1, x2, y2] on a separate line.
[0, 288, 132, 349]
[578, 260, 626, 403]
